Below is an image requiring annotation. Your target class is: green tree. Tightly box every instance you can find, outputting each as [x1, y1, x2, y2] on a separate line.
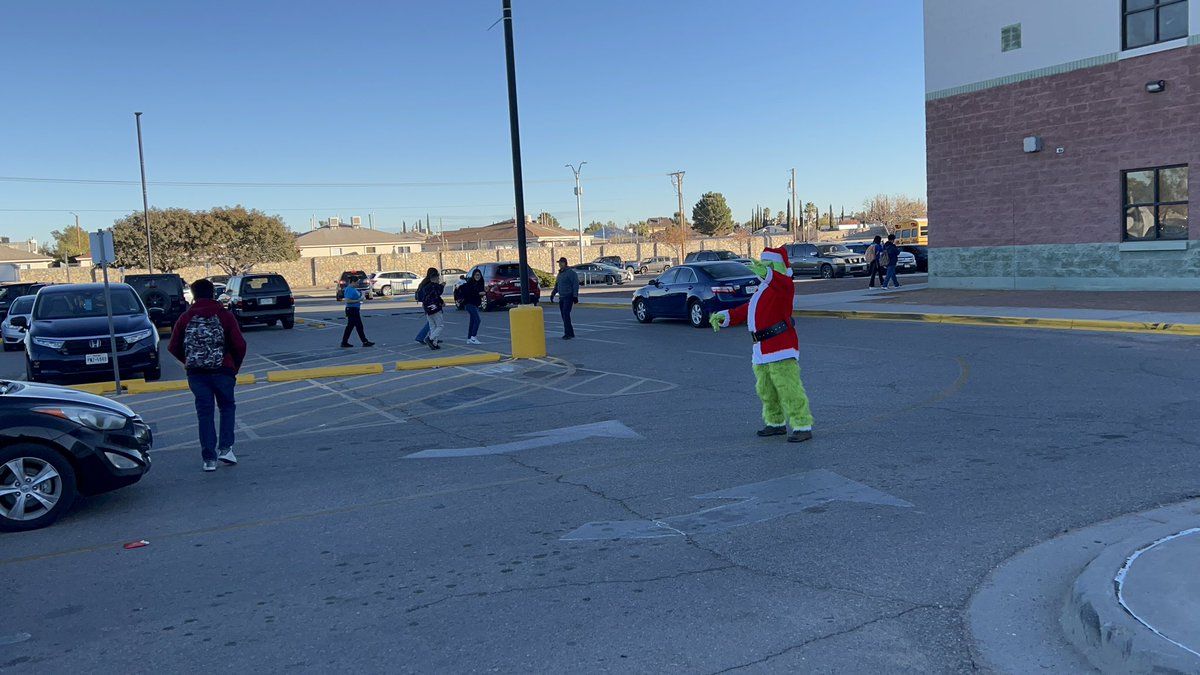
[204, 206, 299, 275]
[112, 207, 217, 272]
[535, 212, 561, 228]
[690, 192, 734, 236]
[584, 220, 605, 234]
[47, 224, 90, 263]
[629, 220, 650, 237]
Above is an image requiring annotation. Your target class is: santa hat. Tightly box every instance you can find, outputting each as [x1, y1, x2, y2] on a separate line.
[760, 246, 792, 275]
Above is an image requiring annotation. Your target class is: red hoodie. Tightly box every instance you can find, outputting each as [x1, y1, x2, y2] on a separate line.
[167, 299, 247, 374]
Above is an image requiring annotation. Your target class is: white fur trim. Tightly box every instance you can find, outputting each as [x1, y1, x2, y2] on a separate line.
[751, 347, 799, 365]
[760, 250, 784, 264]
[716, 310, 731, 328]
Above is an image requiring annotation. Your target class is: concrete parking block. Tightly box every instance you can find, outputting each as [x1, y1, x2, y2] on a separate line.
[395, 352, 503, 371]
[125, 373, 257, 395]
[68, 379, 144, 395]
[266, 363, 384, 382]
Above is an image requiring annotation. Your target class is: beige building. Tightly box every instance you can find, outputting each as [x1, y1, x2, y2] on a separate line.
[294, 225, 426, 258]
[431, 217, 594, 250]
[0, 245, 54, 270]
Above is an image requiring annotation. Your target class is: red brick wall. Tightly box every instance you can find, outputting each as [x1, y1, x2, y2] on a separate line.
[926, 45, 1200, 248]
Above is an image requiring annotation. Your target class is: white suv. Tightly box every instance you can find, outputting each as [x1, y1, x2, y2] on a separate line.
[368, 270, 420, 297]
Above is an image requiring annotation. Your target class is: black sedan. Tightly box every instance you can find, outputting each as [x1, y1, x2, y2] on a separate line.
[22, 283, 164, 384]
[0, 379, 152, 531]
[632, 262, 760, 328]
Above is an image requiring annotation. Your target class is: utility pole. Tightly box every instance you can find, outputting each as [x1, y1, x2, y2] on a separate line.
[790, 168, 797, 242]
[670, 171, 686, 265]
[566, 161, 586, 264]
[134, 112, 154, 272]
[502, 0, 532, 305]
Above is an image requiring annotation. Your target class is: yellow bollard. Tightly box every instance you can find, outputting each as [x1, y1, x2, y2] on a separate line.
[509, 304, 546, 358]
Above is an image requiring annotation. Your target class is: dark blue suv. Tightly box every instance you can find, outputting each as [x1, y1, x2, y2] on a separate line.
[632, 262, 760, 328]
[21, 283, 163, 384]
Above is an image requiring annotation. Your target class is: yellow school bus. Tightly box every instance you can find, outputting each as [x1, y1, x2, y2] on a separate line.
[895, 218, 928, 245]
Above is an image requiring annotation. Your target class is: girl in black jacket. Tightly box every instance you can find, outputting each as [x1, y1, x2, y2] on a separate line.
[458, 268, 486, 344]
[416, 267, 445, 350]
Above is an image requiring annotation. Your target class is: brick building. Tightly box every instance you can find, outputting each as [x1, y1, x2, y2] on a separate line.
[924, 0, 1200, 290]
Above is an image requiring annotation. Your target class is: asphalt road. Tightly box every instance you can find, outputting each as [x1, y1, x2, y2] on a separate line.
[2, 301, 1197, 673]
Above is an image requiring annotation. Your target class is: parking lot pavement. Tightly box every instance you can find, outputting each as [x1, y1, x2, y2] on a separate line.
[3, 305, 1200, 672]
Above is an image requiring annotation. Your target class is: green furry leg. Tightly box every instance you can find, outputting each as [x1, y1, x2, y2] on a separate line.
[753, 364, 786, 427]
[756, 360, 813, 431]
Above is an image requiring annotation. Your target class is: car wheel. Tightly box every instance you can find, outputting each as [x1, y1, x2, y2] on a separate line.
[688, 300, 708, 328]
[639, 267, 647, 274]
[381, 285, 393, 297]
[24, 356, 40, 383]
[144, 365, 161, 381]
[336, 291, 343, 301]
[820, 264, 834, 279]
[663, 264, 671, 270]
[2, 342, 15, 352]
[605, 275, 615, 286]
[633, 298, 652, 323]
[282, 316, 295, 330]
[0, 444, 78, 532]
[266, 319, 278, 327]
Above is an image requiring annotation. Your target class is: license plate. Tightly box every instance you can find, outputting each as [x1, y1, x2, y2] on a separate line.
[86, 353, 109, 365]
[259, 297, 276, 306]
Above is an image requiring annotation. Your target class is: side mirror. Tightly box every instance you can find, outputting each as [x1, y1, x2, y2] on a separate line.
[460, 275, 466, 280]
[651, 279, 661, 287]
[148, 307, 166, 318]
[10, 316, 27, 328]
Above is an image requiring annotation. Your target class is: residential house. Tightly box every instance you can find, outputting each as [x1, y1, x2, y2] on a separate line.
[294, 224, 426, 258]
[431, 217, 594, 250]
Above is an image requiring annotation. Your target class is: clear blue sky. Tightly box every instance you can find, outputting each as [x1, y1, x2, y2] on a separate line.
[0, 0, 926, 244]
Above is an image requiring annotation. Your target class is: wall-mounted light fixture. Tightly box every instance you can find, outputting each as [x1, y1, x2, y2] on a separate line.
[1146, 80, 1167, 93]
[1023, 136, 1043, 153]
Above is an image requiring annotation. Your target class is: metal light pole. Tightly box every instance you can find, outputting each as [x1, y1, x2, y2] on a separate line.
[134, 112, 154, 272]
[65, 212, 81, 282]
[566, 161, 586, 263]
[502, 0, 530, 304]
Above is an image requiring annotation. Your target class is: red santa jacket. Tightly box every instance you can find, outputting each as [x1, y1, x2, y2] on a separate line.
[714, 265, 798, 365]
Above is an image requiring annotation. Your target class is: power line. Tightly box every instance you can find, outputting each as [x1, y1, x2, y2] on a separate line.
[0, 173, 662, 188]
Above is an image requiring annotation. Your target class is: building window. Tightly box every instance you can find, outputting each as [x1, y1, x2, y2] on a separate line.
[330, 247, 343, 256]
[396, 246, 411, 254]
[1123, 0, 1188, 50]
[365, 246, 377, 253]
[1123, 165, 1188, 241]
[1001, 23, 1022, 52]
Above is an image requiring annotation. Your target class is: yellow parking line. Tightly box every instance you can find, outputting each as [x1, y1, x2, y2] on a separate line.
[266, 363, 385, 382]
[395, 353, 503, 371]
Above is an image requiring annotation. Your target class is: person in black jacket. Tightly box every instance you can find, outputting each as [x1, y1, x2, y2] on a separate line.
[416, 267, 445, 350]
[458, 268, 486, 344]
[881, 234, 903, 289]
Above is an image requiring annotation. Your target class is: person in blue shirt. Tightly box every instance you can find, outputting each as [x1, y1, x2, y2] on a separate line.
[881, 233, 902, 289]
[340, 283, 374, 348]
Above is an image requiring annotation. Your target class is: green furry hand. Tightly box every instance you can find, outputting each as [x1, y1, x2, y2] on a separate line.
[709, 313, 723, 332]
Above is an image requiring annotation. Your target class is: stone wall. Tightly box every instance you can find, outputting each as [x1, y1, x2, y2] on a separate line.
[929, 242, 1200, 290]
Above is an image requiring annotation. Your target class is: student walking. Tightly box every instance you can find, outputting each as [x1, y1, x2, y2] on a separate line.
[881, 233, 902, 289]
[866, 235, 886, 288]
[339, 282, 375, 348]
[549, 257, 580, 340]
[168, 278, 248, 472]
[458, 268, 486, 344]
[416, 267, 446, 350]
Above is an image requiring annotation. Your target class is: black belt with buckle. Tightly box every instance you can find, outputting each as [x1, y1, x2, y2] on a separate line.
[752, 318, 794, 343]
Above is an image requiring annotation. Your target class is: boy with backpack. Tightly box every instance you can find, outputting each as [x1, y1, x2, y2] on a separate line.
[168, 278, 248, 472]
[865, 235, 886, 288]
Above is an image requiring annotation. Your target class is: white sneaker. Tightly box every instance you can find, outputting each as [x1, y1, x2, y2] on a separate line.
[203, 460, 217, 472]
[217, 448, 238, 465]
[467, 337, 481, 344]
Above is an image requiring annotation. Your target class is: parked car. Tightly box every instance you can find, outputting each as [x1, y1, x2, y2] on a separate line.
[1, 295, 35, 351]
[593, 256, 638, 273]
[782, 243, 867, 279]
[336, 270, 371, 300]
[223, 274, 295, 328]
[896, 250, 918, 274]
[0, 379, 152, 531]
[205, 275, 230, 297]
[684, 250, 754, 265]
[456, 262, 541, 311]
[637, 257, 673, 274]
[122, 273, 190, 328]
[22, 283, 163, 383]
[0, 282, 50, 320]
[368, 270, 420, 297]
[900, 244, 929, 272]
[572, 263, 632, 285]
[632, 262, 761, 328]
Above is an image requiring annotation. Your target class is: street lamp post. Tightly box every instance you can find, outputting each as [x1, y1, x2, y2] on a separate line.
[134, 112, 154, 272]
[566, 162, 586, 264]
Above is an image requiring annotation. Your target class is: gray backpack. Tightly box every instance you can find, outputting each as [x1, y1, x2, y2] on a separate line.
[184, 314, 226, 369]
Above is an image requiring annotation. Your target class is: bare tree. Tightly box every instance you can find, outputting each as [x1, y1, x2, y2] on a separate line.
[657, 223, 692, 265]
[862, 194, 928, 233]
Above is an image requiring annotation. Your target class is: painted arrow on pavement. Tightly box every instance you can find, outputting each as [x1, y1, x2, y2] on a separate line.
[561, 469, 912, 540]
[405, 420, 641, 459]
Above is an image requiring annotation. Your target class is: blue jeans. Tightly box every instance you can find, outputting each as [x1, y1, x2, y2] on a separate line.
[415, 320, 430, 343]
[882, 264, 900, 288]
[188, 373, 236, 461]
[466, 304, 481, 338]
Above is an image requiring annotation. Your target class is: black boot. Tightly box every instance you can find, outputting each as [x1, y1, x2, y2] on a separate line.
[756, 425, 787, 437]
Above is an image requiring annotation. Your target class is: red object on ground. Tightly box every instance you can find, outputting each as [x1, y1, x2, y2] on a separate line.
[123, 540, 149, 550]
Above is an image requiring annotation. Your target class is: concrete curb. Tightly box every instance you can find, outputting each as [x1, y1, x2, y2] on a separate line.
[125, 374, 257, 394]
[265, 363, 385, 382]
[791, 309, 1200, 336]
[1061, 517, 1200, 674]
[395, 353, 503, 371]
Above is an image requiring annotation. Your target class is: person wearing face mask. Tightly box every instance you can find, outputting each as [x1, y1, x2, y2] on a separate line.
[416, 267, 446, 350]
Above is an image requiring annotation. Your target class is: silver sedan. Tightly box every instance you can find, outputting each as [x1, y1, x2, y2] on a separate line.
[2, 294, 35, 352]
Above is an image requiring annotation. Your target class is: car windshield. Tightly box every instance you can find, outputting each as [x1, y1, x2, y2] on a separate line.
[0, 287, 22, 302]
[242, 276, 289, 293]
[713, 251, 741, 260]
[703, 262, 756, 280]
[818, 245, 852, 255]
[8, 296, 34, 315]
[35, 288, 143, 319]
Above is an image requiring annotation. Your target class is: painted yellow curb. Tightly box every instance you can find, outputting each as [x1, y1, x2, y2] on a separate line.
[125, 374, 257, 395]
[793, 309, 1200, 335]
[157, 326, 172, 335]
[266, 363, 384, 382]
[69, 379, 143, 395]
[396, 352, 503, 371]
[295, 318, 307, 324]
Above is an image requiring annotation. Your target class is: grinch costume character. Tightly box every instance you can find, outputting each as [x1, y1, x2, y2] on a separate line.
[710, 246, 814, 443]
